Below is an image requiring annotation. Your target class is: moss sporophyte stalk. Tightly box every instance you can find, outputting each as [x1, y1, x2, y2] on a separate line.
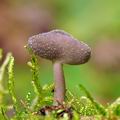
[0, 30, 120, 119]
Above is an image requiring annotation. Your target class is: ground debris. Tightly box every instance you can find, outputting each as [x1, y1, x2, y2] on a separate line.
[37, 104, 73, 119]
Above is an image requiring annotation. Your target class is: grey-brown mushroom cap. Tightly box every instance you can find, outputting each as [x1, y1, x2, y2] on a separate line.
[28, 29, 91, 65]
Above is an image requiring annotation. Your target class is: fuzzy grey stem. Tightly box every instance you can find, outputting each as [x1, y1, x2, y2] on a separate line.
[53, 62, 65, 105]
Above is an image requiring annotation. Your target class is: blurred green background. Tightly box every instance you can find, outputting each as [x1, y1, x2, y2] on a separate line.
[0, 0, 120, 104]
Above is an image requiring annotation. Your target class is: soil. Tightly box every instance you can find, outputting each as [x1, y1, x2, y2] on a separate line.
[37, 104, 73, 119]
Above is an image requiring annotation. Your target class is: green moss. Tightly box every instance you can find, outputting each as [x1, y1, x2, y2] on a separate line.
[0, 48, 120, 119]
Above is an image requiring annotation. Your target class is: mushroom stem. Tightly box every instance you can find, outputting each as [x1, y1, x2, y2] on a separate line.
[53, 62, 65, 105]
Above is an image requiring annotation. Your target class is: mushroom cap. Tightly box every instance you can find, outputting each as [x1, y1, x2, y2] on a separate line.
[28, 30, 91, 65]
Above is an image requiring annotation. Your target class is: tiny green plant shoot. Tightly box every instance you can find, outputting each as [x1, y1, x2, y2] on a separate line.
[0, 46, 120, 119]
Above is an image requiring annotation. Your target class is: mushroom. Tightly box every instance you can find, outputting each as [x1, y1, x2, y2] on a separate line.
[28, 29, 91, 104]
